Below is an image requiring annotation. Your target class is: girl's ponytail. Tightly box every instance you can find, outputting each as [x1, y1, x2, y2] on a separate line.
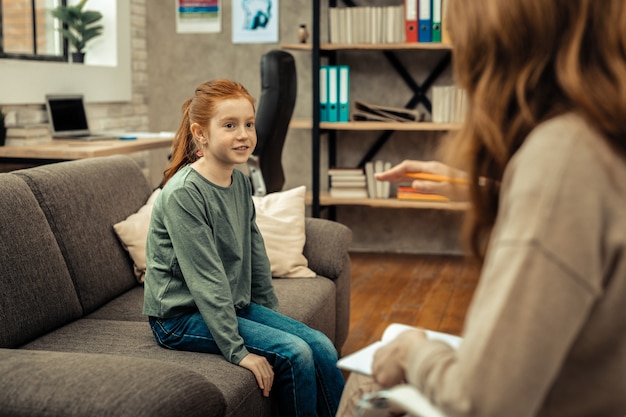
[161, 99, 200, 186]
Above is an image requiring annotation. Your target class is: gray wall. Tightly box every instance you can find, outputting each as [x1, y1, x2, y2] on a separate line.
[149, 1, 465, 255]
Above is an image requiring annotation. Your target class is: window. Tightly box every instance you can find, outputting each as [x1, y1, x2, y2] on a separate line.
[0, 0, 130, 104]
[0, 0, 65, 62]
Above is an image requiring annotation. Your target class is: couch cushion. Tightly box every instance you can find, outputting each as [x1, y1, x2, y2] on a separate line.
[85, 286, 146, 322]
[273, 277, 336, 343]
[0, 349, 226, 417]
[13, 155, 153, 314]
[0, 174, 82, 348]
[113, 188, 162, 283]
[22, 319, 272, 417]
[252, 186, 316, 278]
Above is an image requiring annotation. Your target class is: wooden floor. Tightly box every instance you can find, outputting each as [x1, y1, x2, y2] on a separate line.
[341, 252, 482, 357]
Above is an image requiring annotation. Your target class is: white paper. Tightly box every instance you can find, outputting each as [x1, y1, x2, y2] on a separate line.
[337, 323, 461, 375]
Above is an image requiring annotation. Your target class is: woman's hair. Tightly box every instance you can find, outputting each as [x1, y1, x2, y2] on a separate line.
[443, 0, 626, 259]
[161, 79, 255, 186]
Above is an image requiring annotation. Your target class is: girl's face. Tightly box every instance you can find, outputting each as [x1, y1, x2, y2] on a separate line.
[204, 97, 257, 168]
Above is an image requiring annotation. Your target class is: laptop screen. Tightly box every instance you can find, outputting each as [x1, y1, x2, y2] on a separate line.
[46, 95, 90, 136]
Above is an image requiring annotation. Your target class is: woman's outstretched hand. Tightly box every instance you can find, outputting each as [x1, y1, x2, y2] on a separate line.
[375, 160, 470, 202]
[240, 353, 274, 397]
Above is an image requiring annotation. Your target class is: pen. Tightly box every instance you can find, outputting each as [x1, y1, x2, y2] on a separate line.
[405, 172, 470, 185]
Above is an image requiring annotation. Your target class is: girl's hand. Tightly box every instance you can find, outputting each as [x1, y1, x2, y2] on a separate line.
[371, 329, 427, 388]
[375, 160, 470, 201]
[239, 353, 274, 397]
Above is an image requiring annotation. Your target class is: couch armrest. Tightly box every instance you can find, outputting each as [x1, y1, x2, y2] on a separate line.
[0, 349, 226, 417]
[303, 218, 352, 354]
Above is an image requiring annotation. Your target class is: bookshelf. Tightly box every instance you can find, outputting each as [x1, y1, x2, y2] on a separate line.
[283, 1, 459, 217]
[307, 191, 469, 211]
[281, 42, 453, 52]
[290, 119, 460, 132]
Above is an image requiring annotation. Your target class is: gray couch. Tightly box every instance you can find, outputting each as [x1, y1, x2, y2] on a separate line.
[0, 155, 352, 417]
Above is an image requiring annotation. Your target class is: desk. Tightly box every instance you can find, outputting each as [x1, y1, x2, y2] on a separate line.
[0, 135, 174, 160]
[0, 135, 174, 176]
[0, 135, 175, 187]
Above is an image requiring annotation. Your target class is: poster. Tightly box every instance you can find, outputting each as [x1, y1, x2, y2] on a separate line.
[232, 0, 278, 44]
[176, 0, 222, 34]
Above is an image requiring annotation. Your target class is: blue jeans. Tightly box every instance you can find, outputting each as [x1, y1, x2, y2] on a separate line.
[149, 303, 345, 417]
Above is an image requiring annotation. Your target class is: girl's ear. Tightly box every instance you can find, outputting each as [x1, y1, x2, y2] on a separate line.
[190, 122, 206, 140]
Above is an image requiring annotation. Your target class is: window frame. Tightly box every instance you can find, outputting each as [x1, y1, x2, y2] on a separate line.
[0, 0, 67, 63]
[0, 0, 131, 105]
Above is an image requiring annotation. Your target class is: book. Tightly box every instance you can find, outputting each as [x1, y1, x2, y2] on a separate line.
[328, 5, 405, 45]
[6, 124, 51, 138]
[405, 172, 469, 185]
[382, 161, 391, 197]
[352, 111, 395, 122]
[5, 136, 53, 146]
[332, 179, 367, 188]
[330, 174, 367, 182]
[329, 188, 369, 199]
[364, 162, 377, 198]
[337, 323, 461, 376]
[432, 85, 467, 124]
[397, 186, 449, 201]
[328, 167, 364, 176]
[352, 100, 425, 123]
[329, 167, 368, 198]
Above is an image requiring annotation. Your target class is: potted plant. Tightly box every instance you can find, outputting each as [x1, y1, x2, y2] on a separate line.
[51, 0, 104, 63]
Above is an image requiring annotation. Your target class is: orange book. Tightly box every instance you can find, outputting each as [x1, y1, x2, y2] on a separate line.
[396, 186, 449, 201]
[405, 172, 469, 185]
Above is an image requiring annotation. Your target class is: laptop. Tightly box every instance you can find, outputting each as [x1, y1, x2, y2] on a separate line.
[45, 94, 117, 141]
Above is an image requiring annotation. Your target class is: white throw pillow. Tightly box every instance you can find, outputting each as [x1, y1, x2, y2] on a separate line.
[252, 186, 316, 278]
[113, 188, 161, 283]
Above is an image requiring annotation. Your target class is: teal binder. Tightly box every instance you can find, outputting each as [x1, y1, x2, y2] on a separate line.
[432, 0, 442, 42]
[338, 65, 350, 122]
[320, 66, 329, 122]
[327, 66, 339, 122]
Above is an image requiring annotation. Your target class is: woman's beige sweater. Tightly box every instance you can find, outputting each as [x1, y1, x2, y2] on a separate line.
[406, 113, 626, 417]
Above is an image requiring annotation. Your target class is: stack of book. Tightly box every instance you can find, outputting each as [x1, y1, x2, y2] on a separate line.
[5, 124, 52, 146]
[352, 100, 425, 123]
[396, 186, 449, 201]
[328, 5, 405, 45]
[364, 160, 392, 199]
[328, 167, 368, 199]
[432, 86, 467, 124]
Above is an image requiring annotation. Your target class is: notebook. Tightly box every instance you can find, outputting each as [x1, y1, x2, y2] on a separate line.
[45, 94, 117, 141]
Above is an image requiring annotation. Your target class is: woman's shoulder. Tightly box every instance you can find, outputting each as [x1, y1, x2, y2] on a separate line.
[504, 112, 625, 205]
[513, 113, 613, 178]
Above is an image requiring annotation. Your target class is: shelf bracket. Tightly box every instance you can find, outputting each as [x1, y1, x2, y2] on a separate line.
[356, 51, 452, 168]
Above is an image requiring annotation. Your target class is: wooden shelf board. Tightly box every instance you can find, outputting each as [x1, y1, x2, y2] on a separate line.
[282, 42, 453, 51]
[290, 118, 459, 131]
[306, 191, 469, 211]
